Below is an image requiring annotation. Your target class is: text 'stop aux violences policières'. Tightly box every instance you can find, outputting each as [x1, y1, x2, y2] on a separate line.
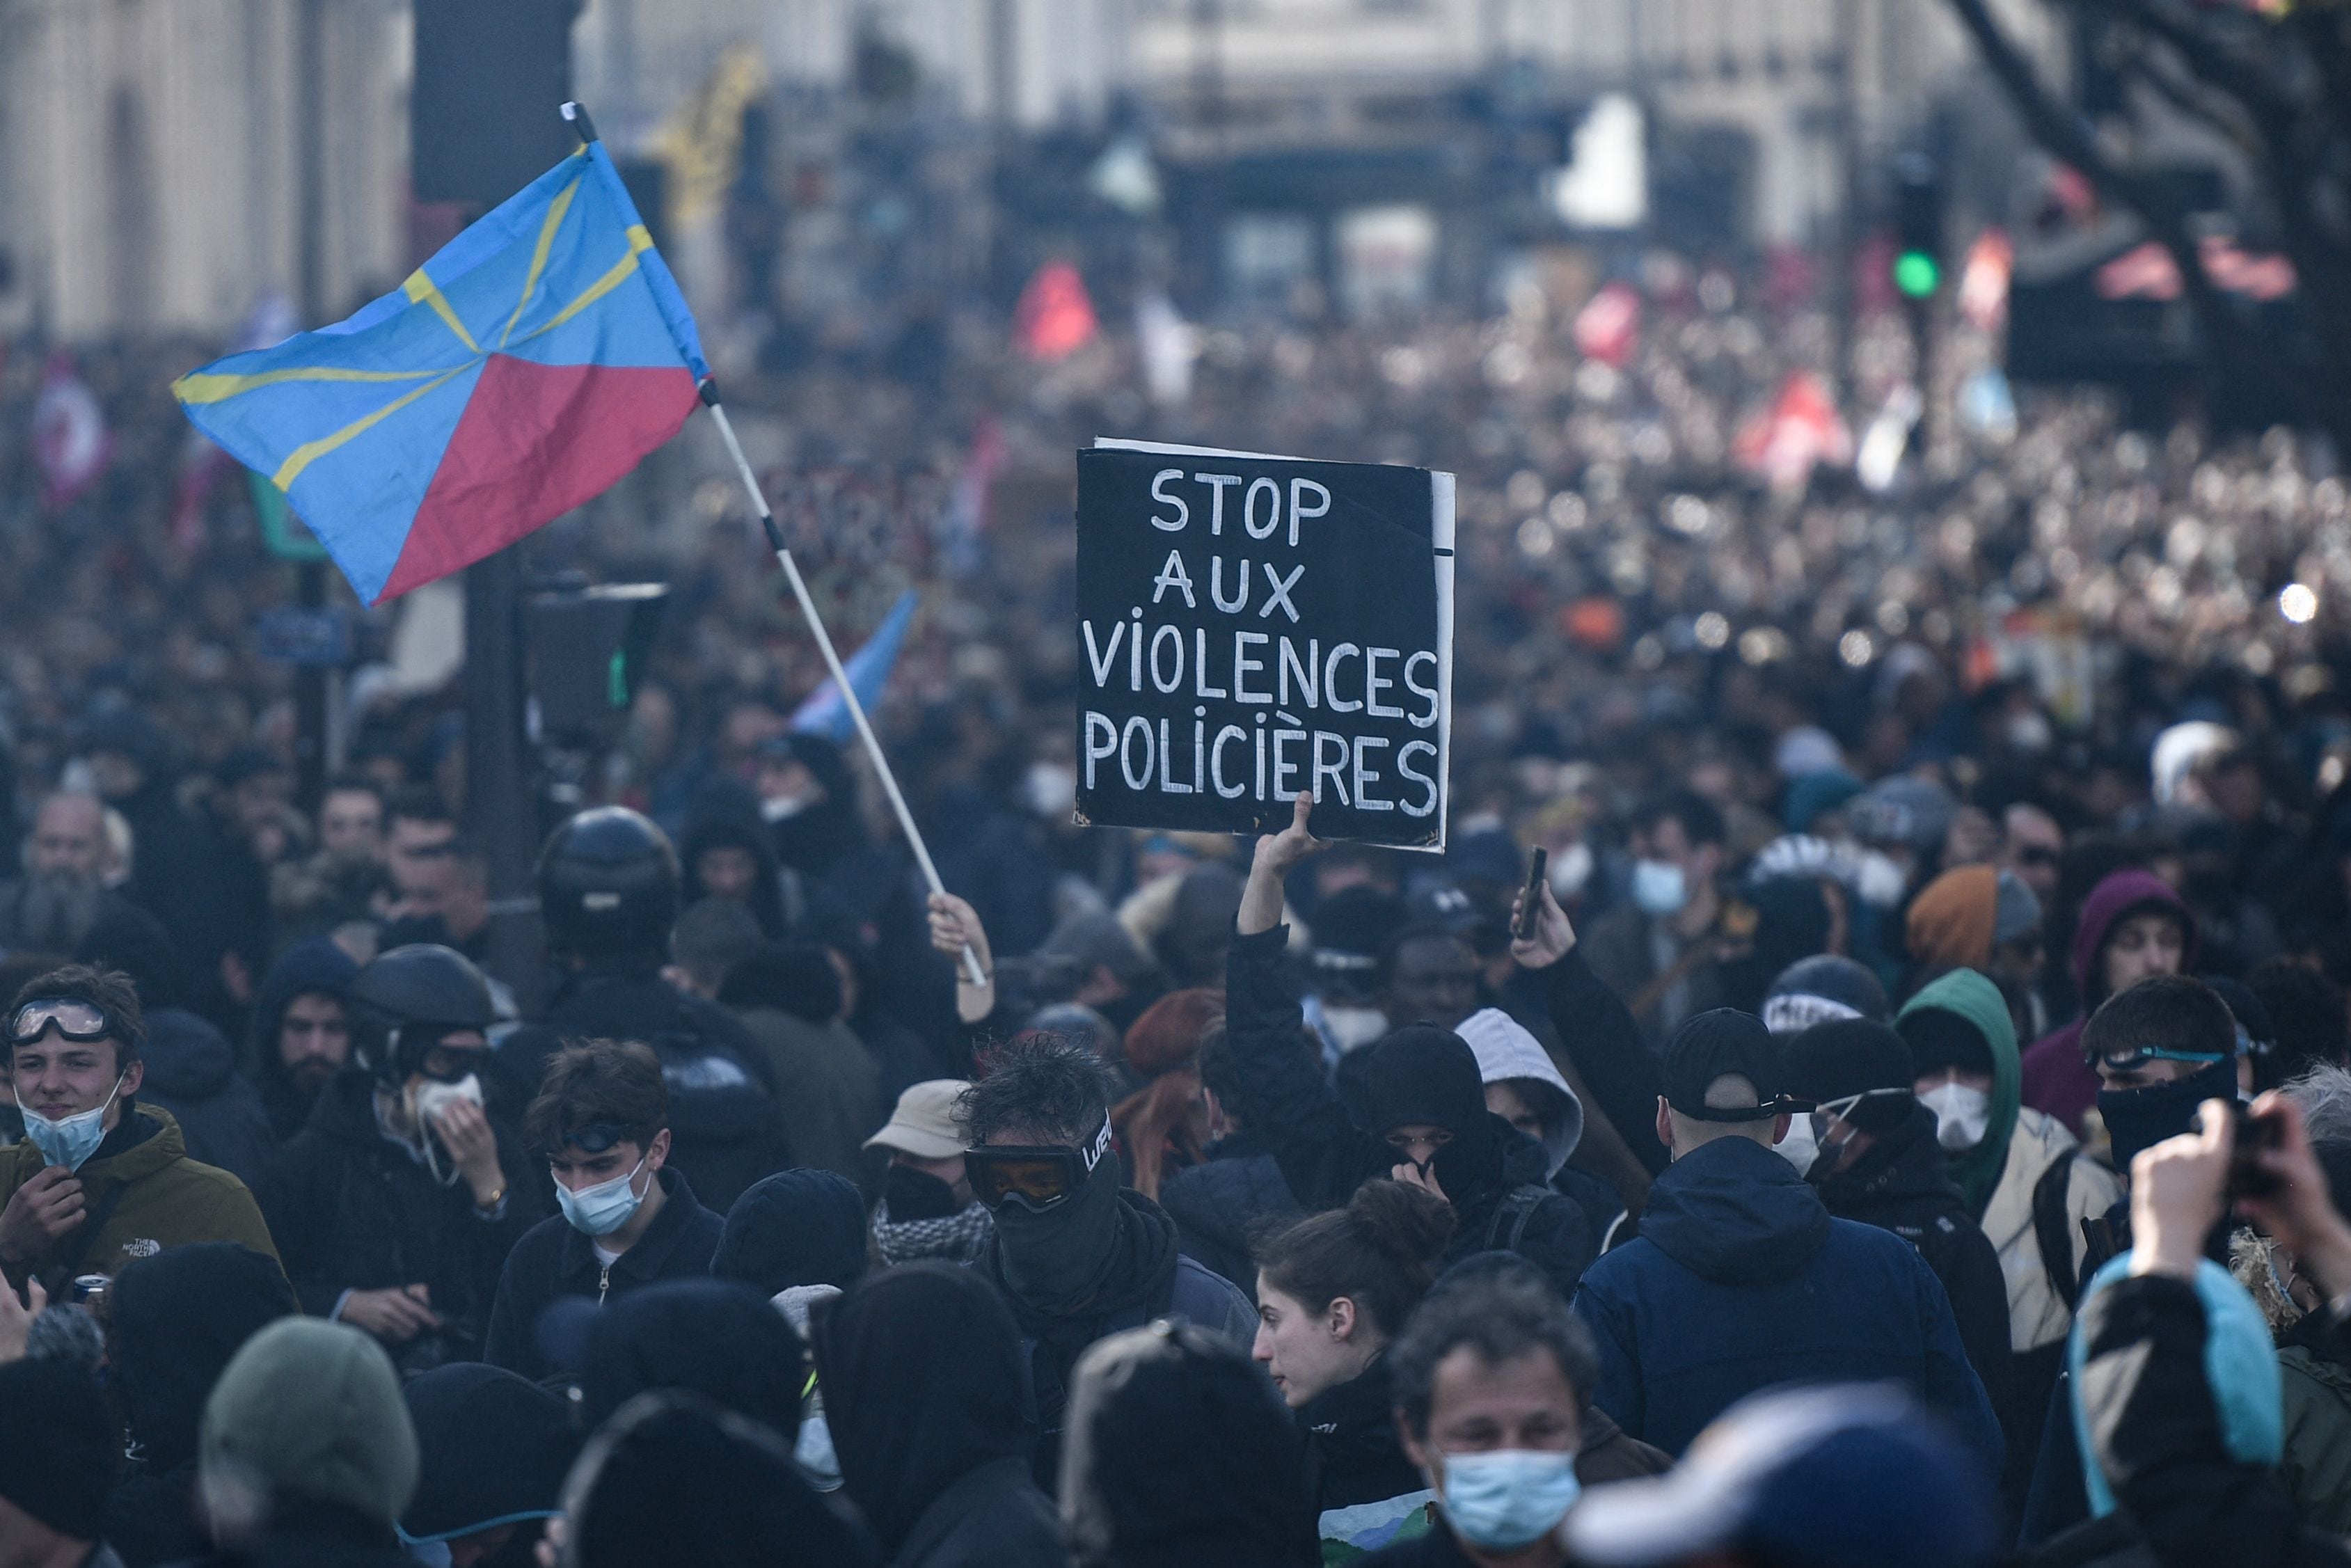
[1074, 442, 1454, 848]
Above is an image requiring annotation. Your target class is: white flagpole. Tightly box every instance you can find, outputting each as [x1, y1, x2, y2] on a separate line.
[701, 390, 987, 988]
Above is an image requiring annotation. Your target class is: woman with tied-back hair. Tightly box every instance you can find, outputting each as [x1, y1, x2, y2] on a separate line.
[1251, 1180, 1455, 1558]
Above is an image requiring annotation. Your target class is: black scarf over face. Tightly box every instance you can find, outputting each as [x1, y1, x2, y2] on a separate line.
[814, 1262, 1031, 1553]
[990, 1150, 1174, 1326]
[2098, 1054, 2239, 1175]
[1361, 1026, 1503, 1203]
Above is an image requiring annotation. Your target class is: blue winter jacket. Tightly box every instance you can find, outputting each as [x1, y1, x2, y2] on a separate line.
[1572, 1134, 2003, 1468]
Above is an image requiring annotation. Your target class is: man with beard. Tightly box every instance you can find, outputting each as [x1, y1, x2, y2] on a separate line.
[963, 1034, 1254, 1487]
[0, 793, 131, 955]
[247, 939, 361, 1143]
[263, 945, 535, 1371]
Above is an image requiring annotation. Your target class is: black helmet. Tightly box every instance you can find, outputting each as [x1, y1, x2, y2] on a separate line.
[537, 807, 680, 960]
[351, 944, 496, 1081]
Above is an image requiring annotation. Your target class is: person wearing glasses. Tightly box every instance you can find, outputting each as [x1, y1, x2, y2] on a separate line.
[961, 1034, 1255, 1485]
[483, 1039, 724, 1386]
[0, 964, 277, 1293]
[259, 944, 537, 1371]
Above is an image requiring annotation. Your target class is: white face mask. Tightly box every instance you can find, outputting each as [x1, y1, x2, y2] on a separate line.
[1775, 1115, 1821, 1176]
[411, 1072, 483, 1131]
[407, 1073, 485, 1187]
[759, 793, 811, 823]
[1022, 762, 1078, 820]
[1630, 860, 1688, 917]
[1855, 850, 1910, 908]
[1919, 1082, 1992, 1151]
[1547, 841, 1595, 901]
[1320, 1006, 1391, 1055]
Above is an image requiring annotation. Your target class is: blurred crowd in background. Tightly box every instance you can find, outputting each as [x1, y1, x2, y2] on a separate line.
[3, 245, 2351, 1568]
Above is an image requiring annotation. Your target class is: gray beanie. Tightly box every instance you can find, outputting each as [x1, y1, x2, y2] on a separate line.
[200, 1318, 418, 1531]
[1846, 777, 1958, 855]
[1993, 869, 2042, 947]
[1762, 955, 1892, 1036]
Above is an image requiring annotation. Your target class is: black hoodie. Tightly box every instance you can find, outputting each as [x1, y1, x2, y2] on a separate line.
[815, 1262, 1068, 1566]
[677, 782, 791, 937]
[246, 938, 360, 1142]
[1225, 925, 1599, 1297]
[1814, 1102, 2015, 1399]
[580, 1278, 807, 1435]
[104, 1242, 298, 1567]
[1061, 1320, 1320, 1568]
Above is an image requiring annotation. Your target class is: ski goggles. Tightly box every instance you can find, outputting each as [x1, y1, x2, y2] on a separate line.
[8, 998, 127, 1049]
[967, 1117, 1116, 1210]
[557, 1120, 653, 1156]
[2086, 1044, 2229, 1073]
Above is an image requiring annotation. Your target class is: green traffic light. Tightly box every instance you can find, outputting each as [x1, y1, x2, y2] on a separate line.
[1893, 250, 1940, 299]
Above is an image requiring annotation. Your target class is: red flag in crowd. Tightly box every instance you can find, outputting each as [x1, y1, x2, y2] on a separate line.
[1733, 371, 1853, 493]
[1015, 261, 1099, 361]
[1573, 284, 1640, 368]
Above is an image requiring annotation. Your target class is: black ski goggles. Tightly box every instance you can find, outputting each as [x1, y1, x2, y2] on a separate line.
[967, 1118, 1115, 1210]
[8, 998, 127, 1050]
[558, 1120, 651, 1157]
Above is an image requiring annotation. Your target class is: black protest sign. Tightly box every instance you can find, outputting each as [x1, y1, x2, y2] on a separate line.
[1074, 439, 1454, 848]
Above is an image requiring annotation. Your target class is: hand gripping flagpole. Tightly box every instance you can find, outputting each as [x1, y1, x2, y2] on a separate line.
[699, 384, 988, 989]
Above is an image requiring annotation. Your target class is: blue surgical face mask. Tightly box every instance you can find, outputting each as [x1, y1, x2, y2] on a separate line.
[555, 1155, 650, 1237]
[1630, 860, 1688, 917]
[23, 1075, 125, 1173]
[1435, 1449, 1583, 1551]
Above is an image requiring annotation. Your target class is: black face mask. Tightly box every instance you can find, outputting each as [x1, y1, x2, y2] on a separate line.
[2098, 1055, 2239, 1175]
[990, 1152, 1123, 1315]
[884, 1163, 961, 1222]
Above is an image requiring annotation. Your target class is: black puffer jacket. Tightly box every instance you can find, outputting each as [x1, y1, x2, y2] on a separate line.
[496, 960, 791, 1212]
[259, 1071, 538, 1368]
[1225, 924, 1597, 1297]
[1814, 1102, 2015, 1399]
[1161, 1138, 1299, 1303]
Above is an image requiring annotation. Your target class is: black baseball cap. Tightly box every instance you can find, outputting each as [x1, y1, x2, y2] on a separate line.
[1663, 1009, 1809, 1122]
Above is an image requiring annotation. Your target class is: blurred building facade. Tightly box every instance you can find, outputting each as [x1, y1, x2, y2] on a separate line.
[0, 0, 413, 339]
[0, 0, 2061, 338]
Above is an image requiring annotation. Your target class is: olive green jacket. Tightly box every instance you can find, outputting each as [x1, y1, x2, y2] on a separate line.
[0, 1104, 279, 1286]
[2279, 1341, 2351, 1535]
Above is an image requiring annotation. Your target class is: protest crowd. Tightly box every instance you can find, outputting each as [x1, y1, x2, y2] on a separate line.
[4, 237, 2351, 1568]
